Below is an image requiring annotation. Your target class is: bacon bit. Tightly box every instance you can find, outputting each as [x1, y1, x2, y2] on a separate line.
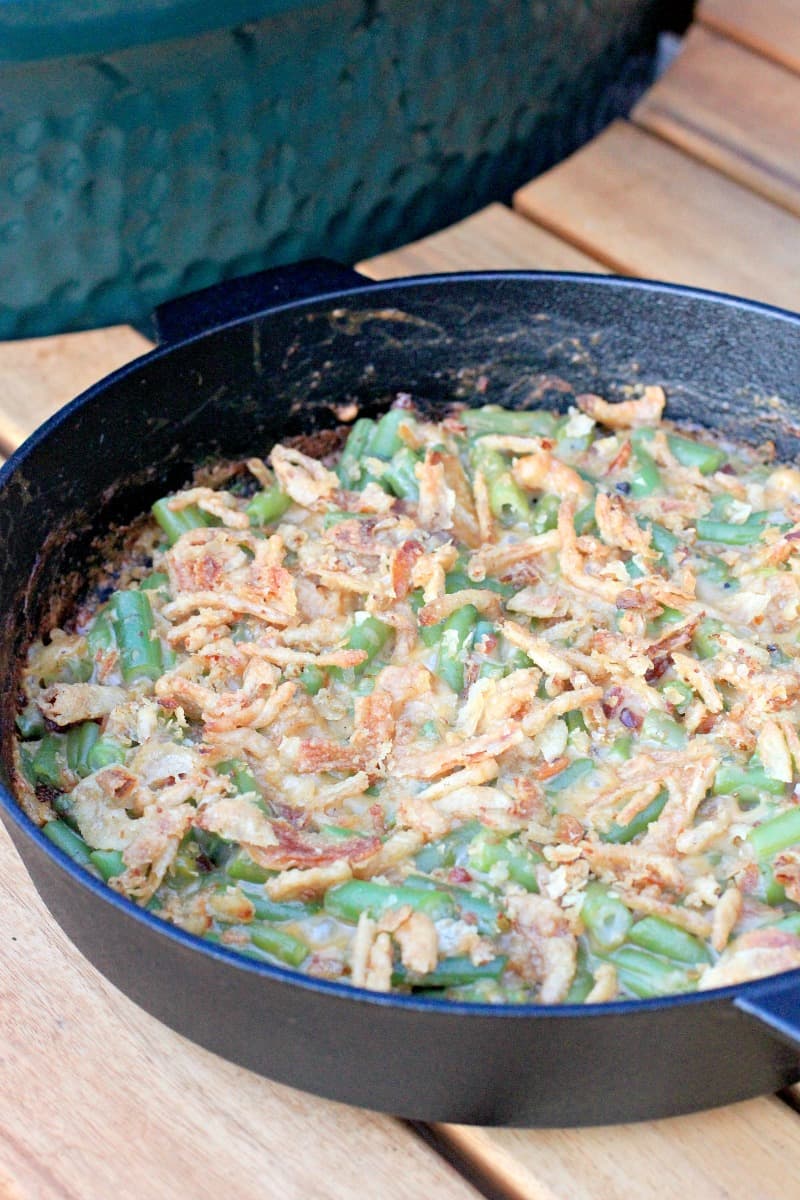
[602, 686, 624, 717]
[449, 866, 472, 884]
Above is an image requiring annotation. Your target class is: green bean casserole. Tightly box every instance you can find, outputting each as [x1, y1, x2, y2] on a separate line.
[14, 389, 800, 1003]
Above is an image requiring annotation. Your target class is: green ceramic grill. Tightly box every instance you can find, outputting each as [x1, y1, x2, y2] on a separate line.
[0, 0, 666, 335]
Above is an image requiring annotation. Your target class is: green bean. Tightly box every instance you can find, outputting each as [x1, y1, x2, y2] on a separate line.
[696, 514, 766, 545]
[66, 722, 101, 778]
[640, 710, 686, 749]
[461, 406, 557, 437]
[471, 443, 531, 525]
[406, 873, 501, 935]
[667, 433, 725, 475]
[759, 865, 786, 906]
[323, 879, 455, 923]
[397, 954, 508, 989]
[15, 702, 44, 740]
[368, 409, 412, 460]
[691, 617, 724, 660]
[249, 924, 309, 967]
[225, 851, 272, 884]
[413, 821, 482, 872]
[607, 945, 695, 998]
[649, 521, 680, 559]
[86, 613, 115, 656]
[107, 590, 163, 683]
[773, 912, 800, 935]
[152, 497, 210, 545]
[627, 915, 710, 964]
[530, 493, 561, 534]
[648, 605, 684, 634]
[217, 758, 260, 796]
[713, 762, 786, 803]
[565, 709, 588, 736]
[657, 678, 694, 714]
[246, 483, 291, 527]
[42, 819, 93, 868]
[603, 787, 668, 844]
[434, 604, 479, 693]
[467, 833, 541, 892]
[565, 965, 596, 1004]
[33, 733, 64, 788]
[749, 807, 800, 861]
[630, 436, 662, 498]
[574, 499, 597, 536]
[86, 736, 126, 772]
[346, 615, 391, 668]
[382, 446, 421, 501]
[607, 734, 633, 762]
[299, 664, 325, 695]
[89, 848, 126, 881]
[246, 892, 320, 923]
[580, 882, 632, 953]
[545, 757, 593, 793]
[140, 571, 170, 593]
[336, 417, 375, 486]
[445, 570, 512, 598]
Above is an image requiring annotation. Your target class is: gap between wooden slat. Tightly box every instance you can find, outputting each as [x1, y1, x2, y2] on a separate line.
[699, 0, 800, 77]
[634, 25, 800, 218]
[513, 119, 800, 311]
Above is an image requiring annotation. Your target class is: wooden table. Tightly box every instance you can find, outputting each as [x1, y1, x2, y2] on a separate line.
[3, 3, 800, 1196]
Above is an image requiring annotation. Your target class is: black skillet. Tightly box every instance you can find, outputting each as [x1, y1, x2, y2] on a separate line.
[2, 262, 800, 1127]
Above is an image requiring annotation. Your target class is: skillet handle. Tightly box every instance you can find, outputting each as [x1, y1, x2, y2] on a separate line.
[735, 976, 800, 1054]
[153, 259, 369, 345]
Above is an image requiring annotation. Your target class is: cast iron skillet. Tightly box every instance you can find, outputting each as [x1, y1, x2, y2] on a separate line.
[2, 262, 800, 1127]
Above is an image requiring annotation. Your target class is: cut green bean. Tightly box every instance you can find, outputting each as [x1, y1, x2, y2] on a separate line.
[607, 945, 695, 998]
[86, 736, 126, 772]
[299, 664, 325, 695]
[225, 851, 272, 884]
[107, 590, 163, 683]
[343, 615, 391, 672]
[152, 497, 210, 545]
[471, 443, 531, 525]
[336, 417, 375, 486]
[640, 710, 687, 750]
[140, 571, 170, 592]
[630, 436, 662, 498]
[461, 406, 557, 437]
[217, 758, 260, 796]
[33, 733, 64, 788]
[749, 807, 800, 861]
[15, 702, 44, 740]
[434, 604, 479, 693]
[667, 433, 725, 475]
[530, 493, 561, 534]
[580, 882, 632, 953]
[323, 878, 455, 923]
[406, 873, 501, 935]
[42, 819, 93, 868]
[627, 915, 710, 964]
[467, 833, 541, 892]
[413, 821, 482, 872]
[545, 757, 593, 793]
[89, 848, 126, 881]
[86, 612, 115, 656]
[66, 722, 101, 778]
[368, 409, 412, 460]
[398, 954, 508, 989]
[246, 483, 291, 527]
[603, 787, 668, 844]
[382, 446, 421, 501]
[691, 617, 724, 660]
[696, 514, 766, 545]
[657, 678, 694, 714]
[714, 762, 786, 803]
[249, 924, 309, 967]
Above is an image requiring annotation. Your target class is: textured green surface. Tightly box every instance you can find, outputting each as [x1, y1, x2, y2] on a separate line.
[0, 0, 664, 336]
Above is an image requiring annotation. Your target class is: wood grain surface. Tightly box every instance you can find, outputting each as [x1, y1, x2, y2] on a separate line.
[634, 26, 800, 217]
[699, 0, 800, 75]
[513, 120, 800, 310]
[357, 203, 606, 280]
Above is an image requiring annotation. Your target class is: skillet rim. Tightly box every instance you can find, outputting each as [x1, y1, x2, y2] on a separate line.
[3, 266, 800, 1023]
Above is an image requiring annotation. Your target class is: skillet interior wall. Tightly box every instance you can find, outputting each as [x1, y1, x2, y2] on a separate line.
[3, 274, 800, 792]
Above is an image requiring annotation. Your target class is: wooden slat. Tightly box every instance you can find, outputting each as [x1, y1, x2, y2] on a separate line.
[513, 120, 800, 311]
[699, 0, 800, 76]
[357, 203, 606, 279]
[0, 324, 151, 455]
[0, 827, 479, 1200]
[438, 1095, 800, 1200]
[634, 26, 800, 217]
